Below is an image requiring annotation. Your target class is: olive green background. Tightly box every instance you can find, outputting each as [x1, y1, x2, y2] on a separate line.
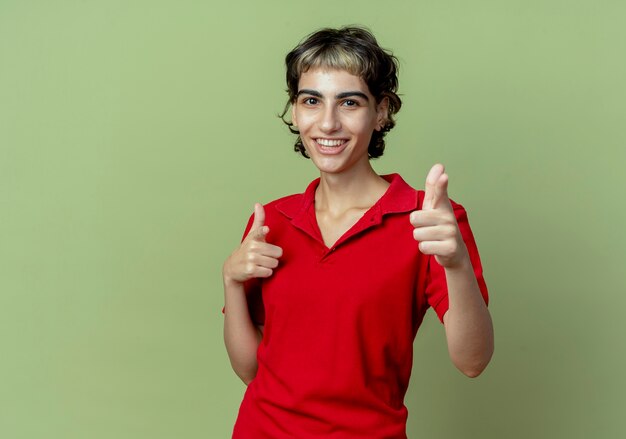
[1, 1, 624, 438]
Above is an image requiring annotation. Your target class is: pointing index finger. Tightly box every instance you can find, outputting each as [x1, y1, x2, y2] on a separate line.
[249, 224, 269, 242]
[432, 171, 450, 209]
[245, 203, 268, 242]
[423, 163, 444, 210]
[251, 203, 265, 229]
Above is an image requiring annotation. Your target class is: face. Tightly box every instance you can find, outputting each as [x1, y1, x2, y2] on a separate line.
[291, 68, 388, 176]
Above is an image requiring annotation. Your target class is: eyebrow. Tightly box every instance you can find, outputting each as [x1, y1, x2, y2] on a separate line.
[296, 89, 370, 101]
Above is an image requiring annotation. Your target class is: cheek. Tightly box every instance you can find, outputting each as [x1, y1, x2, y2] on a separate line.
[293, 111, 315, 131]
[347, 115, 377, 135]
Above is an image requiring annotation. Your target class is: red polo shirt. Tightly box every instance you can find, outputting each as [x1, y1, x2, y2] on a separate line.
[229, 173, 489, 438]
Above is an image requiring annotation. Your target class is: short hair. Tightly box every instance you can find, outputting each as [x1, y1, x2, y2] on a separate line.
[280, 26, 402, 159]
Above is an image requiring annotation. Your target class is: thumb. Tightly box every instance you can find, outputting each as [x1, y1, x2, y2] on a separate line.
[249, 203, 268, 241]
[431, 172, 450, 209]
[422, 164, 444, 210]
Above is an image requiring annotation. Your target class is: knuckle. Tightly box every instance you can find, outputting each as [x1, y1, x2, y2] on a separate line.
[444, 225, 455, 237]
[244, 264, 254, 276]
[447, 242, 457, 255]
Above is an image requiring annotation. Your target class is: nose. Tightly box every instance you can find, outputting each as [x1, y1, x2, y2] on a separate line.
[319, 104, 341, 133]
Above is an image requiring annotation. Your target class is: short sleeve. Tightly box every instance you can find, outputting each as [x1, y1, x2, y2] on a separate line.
[221, 213, 266, 326]
[424, 200, 489, 323]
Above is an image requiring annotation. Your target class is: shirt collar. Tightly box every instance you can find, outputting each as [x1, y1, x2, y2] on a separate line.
[276, 173, 418, 220]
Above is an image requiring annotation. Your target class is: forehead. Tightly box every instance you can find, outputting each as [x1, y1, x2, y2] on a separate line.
[297, 68, 371, 95]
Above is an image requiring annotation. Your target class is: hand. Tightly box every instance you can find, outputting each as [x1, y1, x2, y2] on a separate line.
[223, 203, 283, 284]
[410, 164, 468, 269]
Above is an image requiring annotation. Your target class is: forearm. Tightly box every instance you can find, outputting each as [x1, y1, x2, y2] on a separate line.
[442, 251, 494, 378]
[223, 276, 262, 385]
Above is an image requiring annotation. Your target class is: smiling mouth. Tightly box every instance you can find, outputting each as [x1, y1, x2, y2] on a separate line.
[315, 138, 347, 147]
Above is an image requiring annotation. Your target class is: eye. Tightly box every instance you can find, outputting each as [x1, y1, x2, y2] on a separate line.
[302, 97, 319, 105]
[342, 99, 359, 107]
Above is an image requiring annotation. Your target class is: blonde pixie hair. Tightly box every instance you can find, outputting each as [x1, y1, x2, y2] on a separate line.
[280, 26, 402, 159]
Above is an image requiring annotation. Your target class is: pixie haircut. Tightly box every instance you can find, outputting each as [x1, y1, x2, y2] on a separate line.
[280, 26, 402, 159]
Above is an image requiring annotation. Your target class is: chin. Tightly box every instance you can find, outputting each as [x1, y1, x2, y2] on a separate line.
[310, 159, 345, 174]
[310, 156, 364, 176]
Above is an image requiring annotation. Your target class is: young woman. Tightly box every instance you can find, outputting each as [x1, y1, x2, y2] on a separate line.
[222, 26, 493, 438]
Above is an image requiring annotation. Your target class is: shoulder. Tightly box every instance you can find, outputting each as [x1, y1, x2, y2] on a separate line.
[264, 193, 302, 210]
[263, 177, 319, 220]
[262, 192, 305, 221]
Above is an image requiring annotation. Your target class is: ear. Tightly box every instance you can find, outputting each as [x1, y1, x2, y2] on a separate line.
[291, 102, 298, 128]
[375, 96, 390, 131]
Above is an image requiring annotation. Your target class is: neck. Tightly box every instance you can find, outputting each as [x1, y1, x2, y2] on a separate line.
[315, 163, 390, 214]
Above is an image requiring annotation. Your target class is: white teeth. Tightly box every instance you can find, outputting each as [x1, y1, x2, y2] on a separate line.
[316, 138, 345, 147]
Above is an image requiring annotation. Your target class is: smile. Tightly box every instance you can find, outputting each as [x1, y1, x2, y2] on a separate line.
[313, 138, 349, 155]
[315, 138, 347, 147]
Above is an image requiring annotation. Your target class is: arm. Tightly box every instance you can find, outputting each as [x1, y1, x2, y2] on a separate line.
[411, 164, 494, 377]
[223, 204, 281, 385]
[442, 252, 494, 377]
[223, 278, 264, 385]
